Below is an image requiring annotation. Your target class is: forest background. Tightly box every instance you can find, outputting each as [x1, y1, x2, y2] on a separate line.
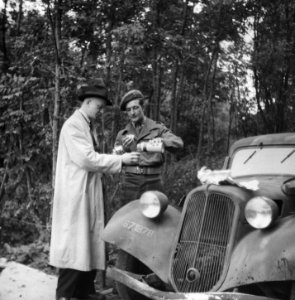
[1, 0, 295, 272]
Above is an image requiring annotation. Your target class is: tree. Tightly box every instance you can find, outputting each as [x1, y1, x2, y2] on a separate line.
[44, 0, 63, 193]
[0, 0, 9, 73]
[2, 0, 295, 248]
[251, 0, 295, 132]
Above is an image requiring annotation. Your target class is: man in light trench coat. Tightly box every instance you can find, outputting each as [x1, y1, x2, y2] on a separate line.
[49, 79, 140, 300]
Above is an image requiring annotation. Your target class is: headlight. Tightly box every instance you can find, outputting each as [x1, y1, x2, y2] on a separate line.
[140, 191, 168, 219]
[245, 196, 279, 229]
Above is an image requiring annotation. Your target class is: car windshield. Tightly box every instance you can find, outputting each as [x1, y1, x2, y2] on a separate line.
[230, 146, 295, 178]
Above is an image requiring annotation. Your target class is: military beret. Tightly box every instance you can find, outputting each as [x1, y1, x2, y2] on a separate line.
[120, 89, 144, 111]
[77, 78, 112, 106]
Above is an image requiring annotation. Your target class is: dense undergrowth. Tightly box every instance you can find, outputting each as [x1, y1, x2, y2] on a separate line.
[0, 155, 224, 274]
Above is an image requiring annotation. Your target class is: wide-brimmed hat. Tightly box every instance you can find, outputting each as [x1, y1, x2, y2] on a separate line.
[77, 78, 112, 105]
[120, 89, 145, 111]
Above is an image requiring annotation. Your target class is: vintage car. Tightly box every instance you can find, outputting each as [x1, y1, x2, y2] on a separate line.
[102, 133, 295, 300]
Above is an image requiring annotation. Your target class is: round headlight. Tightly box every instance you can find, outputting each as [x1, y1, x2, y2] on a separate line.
[245, 196, 279, 229]
[140, 191, 168, 219]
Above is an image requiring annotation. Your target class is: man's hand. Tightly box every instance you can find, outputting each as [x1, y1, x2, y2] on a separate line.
[113, 145, 124, 155]
[122, 134, 136, 150]
[122, 152, 140, 165]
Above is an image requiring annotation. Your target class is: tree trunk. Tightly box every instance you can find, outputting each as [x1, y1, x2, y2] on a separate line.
[207, 53, 218, 153]
[46, 0, 63, 223]
[153, 51, 161, 120]
[51, 0, 62, 187]
[105, 18, 122, 148]
[0, 0, 9, 73]
[16, 0, 23, 35]
[52, 62, 61, 187]
[0, 165, 8, 204]
[169, 0, 188, 132]
[105, 20, 113, 88]
[196, 45, 219, 170]
[153, 57, 162, 121]
[170, 63, 179, 133]
[150, 0, 161, 120]
[111, 51, 124, 146]
[227, 88, 234, 153]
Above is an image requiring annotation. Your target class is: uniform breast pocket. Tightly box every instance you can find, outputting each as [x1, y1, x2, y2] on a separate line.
[147, 130, 160, 140]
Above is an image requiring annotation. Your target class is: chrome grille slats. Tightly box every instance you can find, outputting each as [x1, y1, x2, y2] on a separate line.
[171, 191, 237, 292]
[180, 192, 206, 241]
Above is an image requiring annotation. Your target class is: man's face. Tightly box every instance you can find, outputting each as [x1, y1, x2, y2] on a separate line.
[86, 97, 106, 119]
[126, 99, 145, 124]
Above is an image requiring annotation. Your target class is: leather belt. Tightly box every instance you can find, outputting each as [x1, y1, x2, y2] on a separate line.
[124, 166, 162, 175]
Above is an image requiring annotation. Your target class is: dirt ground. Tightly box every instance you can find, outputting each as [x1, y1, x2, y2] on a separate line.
[0, 258, 121, 300]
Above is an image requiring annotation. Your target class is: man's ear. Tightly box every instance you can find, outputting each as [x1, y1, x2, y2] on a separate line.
[85, 98, 92, 105]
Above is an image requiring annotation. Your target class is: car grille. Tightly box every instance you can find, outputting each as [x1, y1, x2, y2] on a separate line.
[171, 190, 237, 292]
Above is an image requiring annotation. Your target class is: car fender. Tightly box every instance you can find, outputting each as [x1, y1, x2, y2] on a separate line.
[220, 215, 295, 291]
[102, 200, 181, 283]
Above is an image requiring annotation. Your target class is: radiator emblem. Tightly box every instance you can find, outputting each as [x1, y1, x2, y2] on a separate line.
[186, 267, 201, 282]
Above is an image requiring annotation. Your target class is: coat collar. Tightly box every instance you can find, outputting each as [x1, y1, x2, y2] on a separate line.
[78, 108, 91, 125]
[72, 109, 92, 130]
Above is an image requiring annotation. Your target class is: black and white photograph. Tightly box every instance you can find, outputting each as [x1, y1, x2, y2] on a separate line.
[1, 0, 295, 299]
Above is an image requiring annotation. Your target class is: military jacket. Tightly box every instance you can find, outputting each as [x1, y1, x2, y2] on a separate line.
[114, 117, 183, 167]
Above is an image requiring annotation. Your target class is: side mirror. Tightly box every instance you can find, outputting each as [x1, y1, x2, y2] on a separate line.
[281, 178, 295, 196]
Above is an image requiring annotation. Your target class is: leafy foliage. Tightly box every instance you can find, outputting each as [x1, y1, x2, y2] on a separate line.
[251, 0, 295, 132]
[1, 0, 295, 265]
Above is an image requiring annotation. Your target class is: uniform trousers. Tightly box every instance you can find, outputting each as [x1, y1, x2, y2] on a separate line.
[120, 172, 164, 206]
[56, 268, 96, 298]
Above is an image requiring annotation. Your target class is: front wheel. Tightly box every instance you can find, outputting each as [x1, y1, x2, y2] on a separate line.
[115, 250, 152, 300]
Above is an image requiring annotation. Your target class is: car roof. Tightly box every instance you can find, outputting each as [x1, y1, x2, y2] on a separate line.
[229, 132, 295, 156]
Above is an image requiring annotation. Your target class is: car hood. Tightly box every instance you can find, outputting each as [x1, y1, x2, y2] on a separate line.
[233, 175, 290, 199]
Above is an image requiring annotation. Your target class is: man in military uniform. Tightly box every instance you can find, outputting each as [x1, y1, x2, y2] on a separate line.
[113, 89, 184, 205]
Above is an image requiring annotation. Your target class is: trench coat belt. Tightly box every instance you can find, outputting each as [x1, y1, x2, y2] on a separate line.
[124, 166, 162, 175]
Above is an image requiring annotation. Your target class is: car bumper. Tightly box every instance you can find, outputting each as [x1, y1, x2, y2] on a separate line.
[107, 266, 277, 300]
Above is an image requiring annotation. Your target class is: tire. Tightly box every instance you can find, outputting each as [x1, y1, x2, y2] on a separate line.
[115, 250, 152, 300]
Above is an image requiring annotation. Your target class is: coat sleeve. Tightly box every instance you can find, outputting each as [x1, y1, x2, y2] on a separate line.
[159, 125, 184, 153]
[62, 120, 122, 173]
